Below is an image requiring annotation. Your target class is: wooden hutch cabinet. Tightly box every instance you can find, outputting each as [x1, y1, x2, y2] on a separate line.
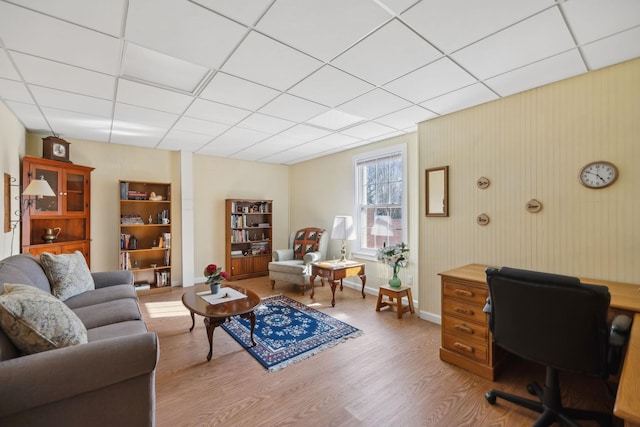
[225, 199, 272, 281]
[21, 156, 94, 266]
[119, 181, 172, 294]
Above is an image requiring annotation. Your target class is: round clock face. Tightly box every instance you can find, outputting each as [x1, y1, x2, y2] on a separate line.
[53, 143, 66, 157]
[580, 161, 618, 188]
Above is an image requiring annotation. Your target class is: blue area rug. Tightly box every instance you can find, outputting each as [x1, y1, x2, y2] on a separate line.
[221, 294, 362, 371]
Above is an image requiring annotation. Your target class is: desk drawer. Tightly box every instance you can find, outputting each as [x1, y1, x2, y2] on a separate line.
[443, 298, 487, 325]
[442, 333, 488, 364]
[442, 316, 488, 343]
[443, 280, 487, 305]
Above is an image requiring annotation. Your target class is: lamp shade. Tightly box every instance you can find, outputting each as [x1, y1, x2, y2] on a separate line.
[22, 177, 55, 197]
[331, 215, 356, 241]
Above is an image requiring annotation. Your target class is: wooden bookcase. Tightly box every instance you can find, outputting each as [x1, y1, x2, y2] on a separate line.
[21, 156, 94, 266]
[119, 181, 172, 294]
[225, 199, 272, 281]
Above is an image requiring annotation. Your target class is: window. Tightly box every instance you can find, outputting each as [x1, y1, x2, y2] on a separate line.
[353, 144, 407, 257]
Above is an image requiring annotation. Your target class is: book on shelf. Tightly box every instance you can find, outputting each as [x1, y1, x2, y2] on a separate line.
[121, 214, 144, 224]
[156, 270, 171, 287]
[134, 281, 150, 291]
[120, 182, 129, 200]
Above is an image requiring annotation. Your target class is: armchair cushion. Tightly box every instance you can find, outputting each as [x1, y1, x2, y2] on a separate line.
[293, 228, 324, 260]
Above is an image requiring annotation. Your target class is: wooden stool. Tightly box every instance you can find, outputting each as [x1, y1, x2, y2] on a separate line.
[375, 285, 415, 319]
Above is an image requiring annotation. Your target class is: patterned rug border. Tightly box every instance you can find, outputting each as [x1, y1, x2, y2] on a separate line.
[221, 294, 363, 372]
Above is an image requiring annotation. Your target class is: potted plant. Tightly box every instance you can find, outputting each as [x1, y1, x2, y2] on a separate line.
[204, 263, 228, 294]
[377, 242, 409, 288]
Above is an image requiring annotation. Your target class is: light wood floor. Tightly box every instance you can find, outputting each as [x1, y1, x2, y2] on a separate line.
[139, 276, 619, 427]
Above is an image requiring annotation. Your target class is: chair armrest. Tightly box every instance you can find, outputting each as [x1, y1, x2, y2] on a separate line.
[0, 332, 158, 418]
[608, 314, 633, 374]
[272, 249, 294, 262]
[91, 270, 134, 289]
[303, 251, 322, 264]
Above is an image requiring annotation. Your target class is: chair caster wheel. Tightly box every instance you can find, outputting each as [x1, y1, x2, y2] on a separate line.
[485, 391, 497, 405]
[526, 383, 536, 396]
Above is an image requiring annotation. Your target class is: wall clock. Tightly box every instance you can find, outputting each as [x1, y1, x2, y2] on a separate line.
[579, 161, 617, 189]
[42, 136, 71, 163]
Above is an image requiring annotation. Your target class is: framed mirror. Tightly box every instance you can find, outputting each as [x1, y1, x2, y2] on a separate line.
[425, 166, 449, 217]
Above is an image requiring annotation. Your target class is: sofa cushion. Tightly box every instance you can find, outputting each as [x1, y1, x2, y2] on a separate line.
[64, 284, 138, 310]
[87, 320, 148, 342]
[268, 260, 309, 275]
[0, 254, 50, 293]
[72, 298, 142, 330]
[40, 251, 95, 301]
[0, 283, 87, 355]
[293, 228, 324, 260]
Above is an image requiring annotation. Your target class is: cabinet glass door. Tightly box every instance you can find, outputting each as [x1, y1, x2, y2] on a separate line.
[65, 172, 85, 213]
[33, 167, 59, 214]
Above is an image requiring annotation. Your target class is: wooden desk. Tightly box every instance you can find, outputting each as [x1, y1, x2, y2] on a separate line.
[310, 261, 366, 307]
[439, 264, 640, 425]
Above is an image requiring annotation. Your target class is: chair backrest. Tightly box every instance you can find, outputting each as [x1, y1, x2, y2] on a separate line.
[288, 228, 328, 260]
[486, 267, 611, 378]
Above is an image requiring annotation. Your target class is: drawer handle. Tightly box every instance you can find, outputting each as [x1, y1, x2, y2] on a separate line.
[454, 342, 474, 353]
[454, 324, 474, 334]
[454, 289, 474, 297]
[454, 307, 474, 316]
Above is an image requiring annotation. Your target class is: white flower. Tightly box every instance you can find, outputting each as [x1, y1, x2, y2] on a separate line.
[376, 242, 409, 268]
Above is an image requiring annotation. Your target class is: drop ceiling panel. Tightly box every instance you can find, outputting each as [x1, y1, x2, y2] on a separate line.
[4, 101, 49, 131]
[278, 124, 332, 142]
[191, 0, 273, 26]
[184, 99, 251, 126]
[222, 31, 323, 91]
[110, 127, 165, 148]
[562, 0, 640, 45]
[378, 0, 421, 15]
[157, 129, 212, 151]
[9, 0, 127, 37]
[340, 121, 398, 140]
[288, 65, 375, 107]
[41, 107, 112, 142]
[0, 79, 32, 103]
[402, 0, 554, 54]
[374, 105, 437, 129]
[332, 19, 442, 85]
[116, 79, 193, 115]
[420, 83, 498, 116]
[237, 113, 296, 134]
[338, 89, 412, 120]
[30, 86, 113, 118]
[0, 50, 21, 80]
[582, 27, 640, 71]
[113, 103, 178, 130]
[0, 2, 122, 75]
[259, 93, 329, 122]
[172, 116, 230, 138]
[126, 0, 247, 69]
[199, 73, 280, 111]
[256, 0, 391, 61]
[384, 58, 477, 103]
[452, 7, 576, 80]
[199, 128, 269, 156]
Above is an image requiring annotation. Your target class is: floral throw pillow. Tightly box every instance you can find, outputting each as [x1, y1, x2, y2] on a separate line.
[40, 251, 95, 301]
[0, 283, 87, 355]
[292, 228, 324, 260]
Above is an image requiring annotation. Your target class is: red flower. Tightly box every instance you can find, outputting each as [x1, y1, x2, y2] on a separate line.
[203, 263, 227, 283]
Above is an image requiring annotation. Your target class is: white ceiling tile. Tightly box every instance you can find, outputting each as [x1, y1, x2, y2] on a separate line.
[190, 0, 273, 26]
[581, 27, 640, 71]
[222, 31, 323, 91]
[41, 107, 112, 142]
[125, 0, 247, 69]
[116, 79, 193, 114]
[110, 127, 165, 148]
[30, 86, 113, 117]
[313, 133, 361, 149]
[237, 113, 296, 134]
[452, 7, 576, 80]
[199, 72, 280, 110]
[0, 79, 32, 103]
[305, 110, 365, 131]
[199, 127, 269, 156]
[371, 129, 406, 141]
[332, 19, 442, 85]
[377, 0, 420, 15]
[259, 94, 329, 122]
[0, 2, 122, 75]
[4, 101, 49, 131]
[384, 58, 477, 103]
[279, 124, 332, 142]
[402, 0, 554, 54]
[563, 0, 640, 45]
[0, 50, 20, 80]
[485, 50, 587, 97]
[338, 89, 412, 120]
[288, 65, 375, 107]
[157, 129, 212, 151]
[340, 121, 397, 140]
[172, 116, 230, 138]
[374, 105, 437, 129]
[113, 103, 178, 130]
[184, 99, 251, 125]
[9, 0, 128, 37]
[259, 134, 308, 150]
[256, 0, 391, 61]
[11, 52, 115, 99]
[420, 83, 498, 116]
[122, 43, 210, 93]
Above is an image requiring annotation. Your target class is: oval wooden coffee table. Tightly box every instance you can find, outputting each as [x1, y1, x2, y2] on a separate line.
[181, 284, 260, 361]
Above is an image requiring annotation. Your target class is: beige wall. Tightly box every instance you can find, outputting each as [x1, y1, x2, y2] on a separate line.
[418, 58, 640, 319]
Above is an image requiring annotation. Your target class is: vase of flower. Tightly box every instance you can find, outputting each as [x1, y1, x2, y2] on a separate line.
[377, 242, 409, 289]
[209, 283, 221, 294]
[388, 266, 402, 288]
[204, 263, 228, 295]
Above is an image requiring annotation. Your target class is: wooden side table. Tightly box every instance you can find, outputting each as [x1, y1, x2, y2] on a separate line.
[310, 261, 366, 307]
[376, 285, 415, 319]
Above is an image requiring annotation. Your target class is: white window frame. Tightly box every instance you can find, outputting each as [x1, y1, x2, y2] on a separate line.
[352, 143, 408, 260]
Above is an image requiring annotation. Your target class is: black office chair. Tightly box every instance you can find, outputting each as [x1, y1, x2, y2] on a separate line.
[483, 267, 631, 427]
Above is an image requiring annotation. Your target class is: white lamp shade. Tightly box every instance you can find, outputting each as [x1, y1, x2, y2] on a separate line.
[331, 215, 356, 241]
[22, 177, 55, 197]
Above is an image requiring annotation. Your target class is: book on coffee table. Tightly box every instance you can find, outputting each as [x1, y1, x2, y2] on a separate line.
[197, 287, 248, 305]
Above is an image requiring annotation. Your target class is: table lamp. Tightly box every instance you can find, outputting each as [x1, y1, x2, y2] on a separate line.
[331, 215, 356, 263]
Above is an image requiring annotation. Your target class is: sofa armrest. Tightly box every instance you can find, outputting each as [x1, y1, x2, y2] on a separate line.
[272, 249, 294, 262]
[303, 251, 322, 264]
[0, 332, 158, 418]
[92, 270, 134, 289]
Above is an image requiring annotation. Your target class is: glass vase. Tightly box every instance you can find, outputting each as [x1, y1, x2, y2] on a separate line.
[388, 270, 401, 288]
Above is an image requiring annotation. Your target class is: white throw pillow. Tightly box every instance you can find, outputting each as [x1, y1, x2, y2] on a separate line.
[40, 251, 95, 301]
[0, 283, 87, 354]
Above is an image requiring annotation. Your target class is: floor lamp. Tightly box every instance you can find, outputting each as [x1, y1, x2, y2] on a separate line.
[331, 215, 356, 263]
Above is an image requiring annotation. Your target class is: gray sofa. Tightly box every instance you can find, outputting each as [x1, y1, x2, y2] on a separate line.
[0, 254, 158, 427]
